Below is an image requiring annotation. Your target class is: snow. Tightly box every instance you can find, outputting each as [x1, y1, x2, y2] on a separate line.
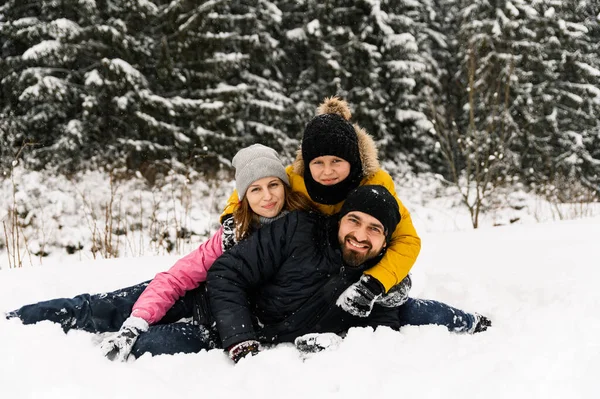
[385, 33, 417, 52]
[137, 0, 159, 14]
[115, 95, 128, 110]
[203, 83, 249, 95]
[195, 126, 216, 137]
[558, 20, 588, 37]
[197, 100, 225, 110]
[366, 0, 394, 36]
[327, 60, 341, 70]
[248, 99, 285, 112]
[65, 120, 84, 140]
[386, 60, 427, 74]
[6, 17, 40, 27]
[207, 52, 248, 63]
[104, 58, 148, 88]
[566, 131, 584, 147]
[563, 91, 584, 104]
[48, 18, 81, 40]
[1, 162, 600, 397]
[395, 109, 425, 122]
[140, 90, 194, 109]
[200, 32, 236, 39]
[84, 70, 104, 87]
[544, 7, 555, 18]
[1, 213, 599, 398]
[18, 75, 68, 102]
[286, 27, 306, 41]
[492, 19, 502, 37]
[505, 2, 519, 17]
[575, 62, 600, 77]
[306, 19, 321, 36]
[21, 40, 62, 60]
[262, 1, 282, 24]
[135, 110, 181, 131]
[2, 165, 600, 397]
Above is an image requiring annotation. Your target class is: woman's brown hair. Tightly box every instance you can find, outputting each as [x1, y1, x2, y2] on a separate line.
[232, 182, 316, 242]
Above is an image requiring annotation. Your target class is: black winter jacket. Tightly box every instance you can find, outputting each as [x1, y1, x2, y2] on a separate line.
[206, 210, 400, 349]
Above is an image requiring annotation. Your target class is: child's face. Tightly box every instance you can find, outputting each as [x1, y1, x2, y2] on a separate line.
[308, 156, 351, 186]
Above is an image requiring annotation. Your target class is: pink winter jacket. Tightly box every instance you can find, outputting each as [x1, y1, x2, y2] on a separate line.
[131, 227, 224, 325]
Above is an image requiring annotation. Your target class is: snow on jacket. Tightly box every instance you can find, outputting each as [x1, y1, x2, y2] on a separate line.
[220, 100, 421, 292]
[207, 211, 400, 349]
[131, 218, 236, 325]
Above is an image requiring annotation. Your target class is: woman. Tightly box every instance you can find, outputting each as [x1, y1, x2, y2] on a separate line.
[7, 144, 315, 361]
[221, 97, 421, 316]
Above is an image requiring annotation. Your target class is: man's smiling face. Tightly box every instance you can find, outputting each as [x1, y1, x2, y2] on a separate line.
[337, 211, 386, 267]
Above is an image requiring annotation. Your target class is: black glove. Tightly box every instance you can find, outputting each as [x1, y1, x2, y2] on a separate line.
[336, 275, 384, 317]
[472, 314, 492, 333]
[376, 274, 412, 307]
[228, 340, 260, 363]
[5, 310, 18, 320]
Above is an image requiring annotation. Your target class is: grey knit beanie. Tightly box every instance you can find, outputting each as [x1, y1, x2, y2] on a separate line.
[232, 144, 290, 200]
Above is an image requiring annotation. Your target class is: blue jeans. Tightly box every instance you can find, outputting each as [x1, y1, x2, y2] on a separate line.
[7, 281, 215, 357]
[8, 284, 479, 357]
[132, 322, 217, 358]
[397, 298, 478, 333]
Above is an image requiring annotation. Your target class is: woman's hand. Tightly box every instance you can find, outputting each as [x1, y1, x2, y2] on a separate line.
[100, 316, 149, 361]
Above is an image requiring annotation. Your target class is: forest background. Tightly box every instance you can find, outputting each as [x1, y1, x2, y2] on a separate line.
[1, 0, 599, 266]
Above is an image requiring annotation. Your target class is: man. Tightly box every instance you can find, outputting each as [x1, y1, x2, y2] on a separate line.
[207, 185, 491, 363]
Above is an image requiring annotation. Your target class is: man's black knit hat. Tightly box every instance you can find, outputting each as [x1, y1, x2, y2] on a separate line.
[302, 113, 363, 205]
[339, 185, 401, 241]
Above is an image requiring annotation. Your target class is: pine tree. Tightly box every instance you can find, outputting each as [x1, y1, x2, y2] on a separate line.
[544, 0, 600, 198]
[121, 0, 295, 175]
[276, 0, 445, 172]
[0, 0, 158, 172]
[374, 0, 446, 171]
[0, 0, 294, 176]
[500, 0, 600, 198]
[0, 0, 90, 170]
[429, 0, 522, 227]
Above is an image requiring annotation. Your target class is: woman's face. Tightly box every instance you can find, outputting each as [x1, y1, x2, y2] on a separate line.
[308, 156, 351, 186]
[245, 177, 286, 218]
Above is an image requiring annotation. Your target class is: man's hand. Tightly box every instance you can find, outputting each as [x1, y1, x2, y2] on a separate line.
[100, 316, 149, 362]
[295, 333, 343, 353]
[228, 340, 260, 363]
[336, 275, 384, 317]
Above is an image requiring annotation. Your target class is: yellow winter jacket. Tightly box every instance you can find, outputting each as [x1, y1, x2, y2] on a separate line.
[220, 127, 421, 291]
[221, 165, 420, 291]
[221, 96, 421, 291]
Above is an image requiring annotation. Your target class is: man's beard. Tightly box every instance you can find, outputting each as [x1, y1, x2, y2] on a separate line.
[340, 234, 380, 267]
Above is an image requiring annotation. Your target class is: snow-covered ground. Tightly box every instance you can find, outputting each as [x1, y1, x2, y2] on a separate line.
[1, 168, 599, 397]
[1, 214, 599, 398]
